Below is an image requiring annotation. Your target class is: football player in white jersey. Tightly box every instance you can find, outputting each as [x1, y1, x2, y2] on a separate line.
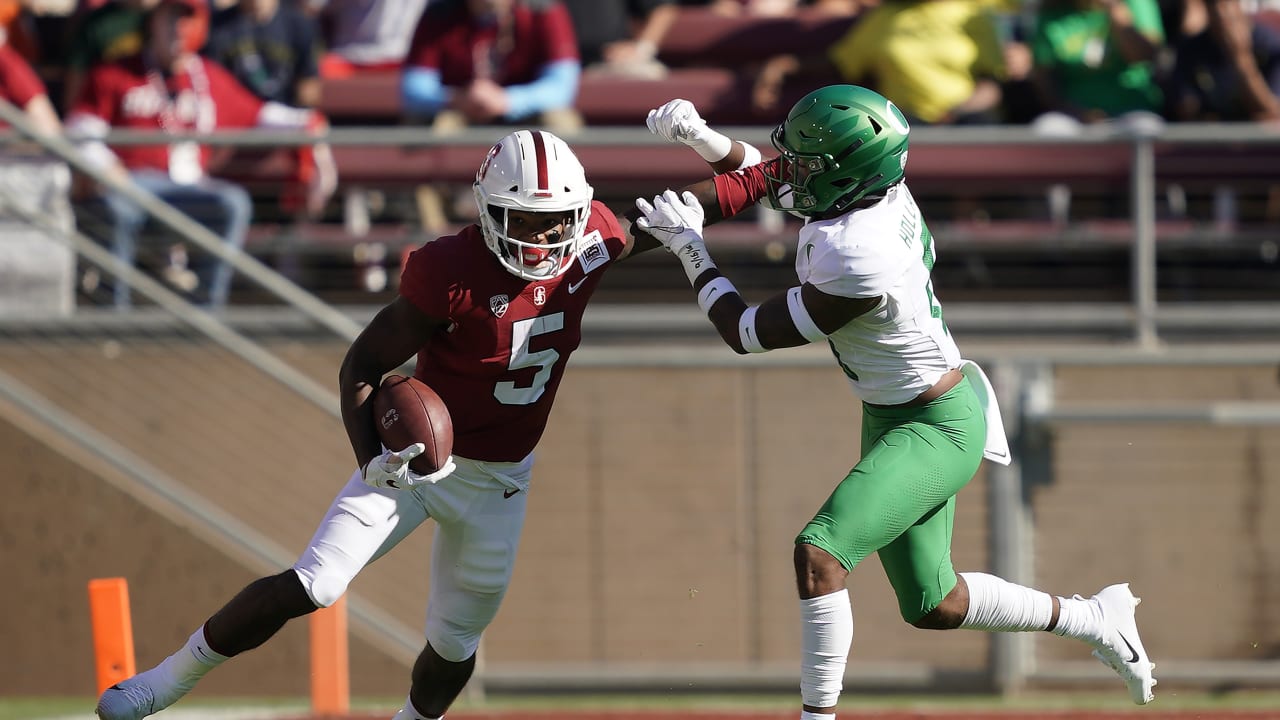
[635, 85, 1156, 715]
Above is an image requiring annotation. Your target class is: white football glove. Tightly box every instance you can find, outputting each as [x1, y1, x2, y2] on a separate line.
[635, 189, 706, 255]
[362, 444, 456, 490]
[647, 99, 708, 145]
[408, 455, 457, 486]
[647, 99, 733, 162]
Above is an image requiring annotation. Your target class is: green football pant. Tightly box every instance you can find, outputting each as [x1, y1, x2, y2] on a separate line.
[795, 376, 986, 623]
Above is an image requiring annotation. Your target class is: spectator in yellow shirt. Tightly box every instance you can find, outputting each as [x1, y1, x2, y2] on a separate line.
[754, 0, 1007, 124]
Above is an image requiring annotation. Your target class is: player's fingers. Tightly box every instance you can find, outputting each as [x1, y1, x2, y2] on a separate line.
[409, 457, 456, 486]
[635, 197, 654, 215]
[681, 191, 700, 209]
[660, 189, 681, 207]
[645, 109, 659, 134]
[394, 442, 426, 461]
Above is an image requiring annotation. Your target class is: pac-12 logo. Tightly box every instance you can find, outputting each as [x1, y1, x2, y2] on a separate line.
[490, 293, 509, 318]
[477, 143, 502, 181]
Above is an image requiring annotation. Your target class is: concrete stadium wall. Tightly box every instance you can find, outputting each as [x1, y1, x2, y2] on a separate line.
[2, 341, 1276, 697]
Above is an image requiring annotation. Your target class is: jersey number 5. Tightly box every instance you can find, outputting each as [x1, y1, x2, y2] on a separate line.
[494, 313, 564, 405]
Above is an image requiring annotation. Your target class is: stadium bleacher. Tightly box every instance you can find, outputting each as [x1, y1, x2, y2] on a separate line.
[17, 4, 1280, 305]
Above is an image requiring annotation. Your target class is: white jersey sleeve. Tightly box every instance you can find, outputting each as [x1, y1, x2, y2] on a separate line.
[794, 184, 962, 406]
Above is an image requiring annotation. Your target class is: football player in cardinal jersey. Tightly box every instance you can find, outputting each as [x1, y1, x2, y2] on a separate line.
[635, 85, 1156, 716]
[95, 129, 687, 720]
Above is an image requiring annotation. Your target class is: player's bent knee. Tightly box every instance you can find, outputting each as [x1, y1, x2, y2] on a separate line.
[905, 599, 964, 630]
[908, 609, 943, 629]
[425, 622, 481, 663]
[911, 611, 963, 630]
[295, 568, 349, 609]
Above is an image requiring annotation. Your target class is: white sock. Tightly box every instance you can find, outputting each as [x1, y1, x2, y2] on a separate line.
[139, 626, 227, 702]
[801, 711, 836, 720]
[958, 572, 1054, 632]
[799, 589, 853, 710]
[392, 696, 436, 720]
[1051, 594, 1105, 644]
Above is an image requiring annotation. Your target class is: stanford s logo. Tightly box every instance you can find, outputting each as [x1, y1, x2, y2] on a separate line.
[533, 286, 547, 306]
[477, 143, 502, 181]
[490, 294, 509, 318]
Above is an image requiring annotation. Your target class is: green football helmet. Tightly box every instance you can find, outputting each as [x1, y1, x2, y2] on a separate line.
[764, 85, 911, 218]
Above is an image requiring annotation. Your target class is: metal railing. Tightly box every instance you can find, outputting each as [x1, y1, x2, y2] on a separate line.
[5, 115, 1276, 344]
[2, 104, 1278, 695]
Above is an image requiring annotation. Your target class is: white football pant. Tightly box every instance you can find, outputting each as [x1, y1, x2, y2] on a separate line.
[292, 454, 532, 662]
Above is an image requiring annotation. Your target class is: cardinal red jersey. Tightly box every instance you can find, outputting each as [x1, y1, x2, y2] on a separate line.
[0, 44, 46, 130]
[71, 55, 263, 172]
[399, 199, 625, 462]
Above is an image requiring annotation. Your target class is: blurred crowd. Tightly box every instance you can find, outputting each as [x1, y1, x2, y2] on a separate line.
[0, 0, 1271, 133]
[0, 0, 1277, 306]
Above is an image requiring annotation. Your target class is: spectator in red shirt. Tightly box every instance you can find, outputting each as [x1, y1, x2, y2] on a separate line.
[60, 0, 174, 117]
[0, 33, 60, 138]
[401, 0, 582, 129]
[66, 0, 336, 309]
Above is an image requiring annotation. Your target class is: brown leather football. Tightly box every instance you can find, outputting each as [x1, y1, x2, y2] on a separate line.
[372, 374, 453, 475]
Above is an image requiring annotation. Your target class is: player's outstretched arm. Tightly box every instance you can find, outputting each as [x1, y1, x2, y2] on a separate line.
[647, 99, 763, 175]
[635, 190, 879, 353]
[621, 176, 723, 257]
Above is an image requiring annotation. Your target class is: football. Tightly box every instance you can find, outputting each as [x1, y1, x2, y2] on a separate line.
[372, 374, 453, 475]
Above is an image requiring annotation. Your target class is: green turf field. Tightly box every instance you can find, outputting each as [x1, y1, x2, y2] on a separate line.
[7, 690, 1280, 720]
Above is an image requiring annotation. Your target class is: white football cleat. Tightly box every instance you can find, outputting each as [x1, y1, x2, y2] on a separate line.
[95, 669, 193, 720]
[95, 677, 156, 720]
[1090, 583, 1157, 704]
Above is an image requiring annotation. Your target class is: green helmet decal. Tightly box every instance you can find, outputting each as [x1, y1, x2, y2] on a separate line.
[764, 85, 911, 218]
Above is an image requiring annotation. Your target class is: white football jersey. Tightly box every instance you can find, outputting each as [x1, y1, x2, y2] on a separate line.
[795, 183, 961, 405]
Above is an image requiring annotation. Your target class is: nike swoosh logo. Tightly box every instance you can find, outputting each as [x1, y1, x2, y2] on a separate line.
[1116, 631, 1140, 663]
[567, 277, 588, 294]
[503, 488, 521, 499]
